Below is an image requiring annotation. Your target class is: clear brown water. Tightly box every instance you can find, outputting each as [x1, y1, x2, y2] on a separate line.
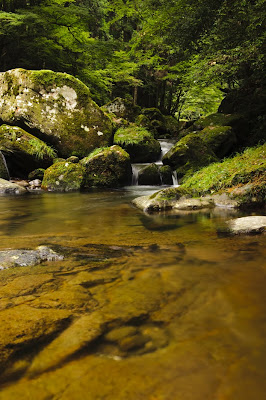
[0, 190, 265, 400]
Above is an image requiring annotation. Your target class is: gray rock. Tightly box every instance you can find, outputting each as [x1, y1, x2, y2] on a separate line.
[225, 216, 266, 235]
[0, 246, 64, 270]
[0, 178, 28, 195]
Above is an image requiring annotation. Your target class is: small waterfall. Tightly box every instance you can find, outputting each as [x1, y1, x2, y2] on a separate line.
[131, 139, 178, 186]
[0, 151, 10, 180]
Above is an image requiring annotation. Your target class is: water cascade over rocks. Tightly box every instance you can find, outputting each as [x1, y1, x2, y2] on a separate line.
[131, 139, 178, 187]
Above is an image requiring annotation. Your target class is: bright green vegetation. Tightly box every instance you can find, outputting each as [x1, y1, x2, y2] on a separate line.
[163, 132, 218, 178]
[1, 0, 264, 128]
[182, 144, 266, 195]
[0, 124, 56, 161]
[114, 126, 154, 146]
[42, 161, 86, 192]
[27, 139, 57, 160]
[114, 125, 161, 163]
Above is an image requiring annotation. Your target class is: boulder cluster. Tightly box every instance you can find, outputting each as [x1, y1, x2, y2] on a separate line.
[0, 68, 263, 196]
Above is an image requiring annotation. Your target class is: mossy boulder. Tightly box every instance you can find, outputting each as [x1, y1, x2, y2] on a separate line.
[160, 165, 173, 185]
[0, 152, 9, 180]
[41, 161, 85, 192]
[136, 108, 179, 138]
[198, 125, 237, 158]
[81, 145, 132, 188]
[193, 113, 245, 131]
[162, 133, 218, 179]
[0, 125, 56, 177]
[0, 68, 113, 158]
[28, 168, 45, 181]
[114, 125, 161, 163]
[138, 163, 161, 186]
[133, 145, 266, 213]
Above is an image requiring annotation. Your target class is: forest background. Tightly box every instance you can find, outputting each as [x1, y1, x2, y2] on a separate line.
[0, 0, 265, 122]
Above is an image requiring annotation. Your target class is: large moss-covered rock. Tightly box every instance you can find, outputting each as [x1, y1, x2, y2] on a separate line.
[42, 161, 85, 192]
[0, 68, 113, 158]
[0, 152, 9, 180]
[198, 125, 237, 158]
[81, 145, 132, 188]
[0, 125, 55, 177]
[193, 112, 245, 131]
[138, 163, 161, 186]
[114, 125, 161, 163]
[162, 133, 218, 179]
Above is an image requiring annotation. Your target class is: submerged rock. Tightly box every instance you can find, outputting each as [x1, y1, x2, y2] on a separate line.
[0, 68, 113, 158]
[0, 246, 64, 270]
[114, 125, 161, 163]
[81, 145, 132, 188]
[0, 178, 27, 195]
[42, 161, 85, 192]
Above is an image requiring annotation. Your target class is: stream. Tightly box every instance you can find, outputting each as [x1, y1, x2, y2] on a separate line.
[0, 190, 265, 400]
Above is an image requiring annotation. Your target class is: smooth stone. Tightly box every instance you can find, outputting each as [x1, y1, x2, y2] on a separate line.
[225, 216, 266, 235]
[0, 246, 64, 270]
[0, 178, 27, 195]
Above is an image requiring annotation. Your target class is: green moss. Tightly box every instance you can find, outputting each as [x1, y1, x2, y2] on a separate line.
[42, 161, 85, 192]
[81, 145, 132, 188]
[0, 125, 56, 161]
[162, 132, 218, 178]
[194, 113, 244, 130]
[30, 70, 91, 102]
[198, 125, 237, 158]
[182, 144, 266, 196]
[114, 125, 161, 163]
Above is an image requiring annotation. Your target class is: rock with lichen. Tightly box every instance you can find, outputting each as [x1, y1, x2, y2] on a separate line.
[0, 68, 113, 158]
[41, 161, 85, 192]
[81, 145, 132, 188]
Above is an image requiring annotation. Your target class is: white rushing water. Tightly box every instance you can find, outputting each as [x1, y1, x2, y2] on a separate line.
[130, 139, 178, 188]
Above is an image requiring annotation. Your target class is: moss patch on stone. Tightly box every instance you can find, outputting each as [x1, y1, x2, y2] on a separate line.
[42, 162, 85, 192]
[81, 145, 132, 188]
[162, 132, 218, 179]
[0, 125, 56, 177]
[114, 125, 161, 163]
[198, 125, 237, 158]
[0, 68, 113, 158]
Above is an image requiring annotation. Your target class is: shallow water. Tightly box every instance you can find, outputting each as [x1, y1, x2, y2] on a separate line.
[0, 190, 265, 400]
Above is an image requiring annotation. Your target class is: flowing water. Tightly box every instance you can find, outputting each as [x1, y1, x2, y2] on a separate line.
[0, 190, 265, 400]
[131, 139, 178, 186]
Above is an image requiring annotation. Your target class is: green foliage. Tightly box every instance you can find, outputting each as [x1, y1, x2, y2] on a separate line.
[182, 144, 266, 194]
[28, 139, 57, 159]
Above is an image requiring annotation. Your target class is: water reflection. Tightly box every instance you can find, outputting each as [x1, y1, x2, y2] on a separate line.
[0, 191, 265, 400]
